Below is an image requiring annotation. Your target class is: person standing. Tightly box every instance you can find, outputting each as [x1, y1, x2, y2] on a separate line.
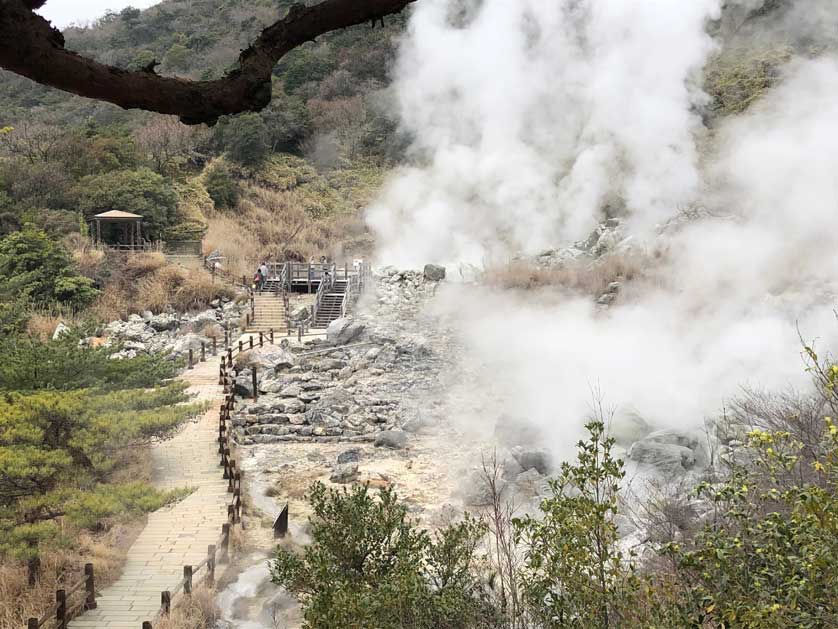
[259, 261, 269, 290]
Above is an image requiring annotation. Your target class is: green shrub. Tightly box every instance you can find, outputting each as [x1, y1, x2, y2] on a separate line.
[0, 227, 97, 315]
[271, 482, 494, 629]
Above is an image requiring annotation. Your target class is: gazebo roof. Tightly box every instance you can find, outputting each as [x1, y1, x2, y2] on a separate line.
[93, 210, 143, 220]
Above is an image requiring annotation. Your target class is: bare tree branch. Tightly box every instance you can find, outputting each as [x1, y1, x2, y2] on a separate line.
[0, 0, 415, 125]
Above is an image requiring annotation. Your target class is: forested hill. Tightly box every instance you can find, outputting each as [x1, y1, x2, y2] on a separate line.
[1, 0, 407, 155]
[0, 0, 411, 330]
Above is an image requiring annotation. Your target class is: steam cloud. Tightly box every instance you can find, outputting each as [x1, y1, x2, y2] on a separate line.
[367, 0, 838, 451]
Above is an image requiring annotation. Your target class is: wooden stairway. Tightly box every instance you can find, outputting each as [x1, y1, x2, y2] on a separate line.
[312, 280, 347, 328]
[248, 293, 287, 333]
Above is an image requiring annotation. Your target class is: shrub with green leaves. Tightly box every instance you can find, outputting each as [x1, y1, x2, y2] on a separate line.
[661, 424, 838, 627]
[271, 482, 494, 629]
[514, 420, 637, 628]
[0, 332, 200, 559]
[0, 227, 97, 314]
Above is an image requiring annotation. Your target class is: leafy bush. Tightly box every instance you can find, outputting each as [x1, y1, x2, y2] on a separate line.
[0, 332, 179, 391]
[514, 420, 637, 628]
[76, 167, 177, 239]
[204, 161, 240, 210]
[213, 113, 270, 166]
[660, 424, 838, 627]
[271, 482, 494, 629]
[0, 332, 202, 559]
[0, 227, 97, 315]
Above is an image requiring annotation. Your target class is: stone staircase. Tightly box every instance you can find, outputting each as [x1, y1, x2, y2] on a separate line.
[313, 279, 347, 328]
[248, 293, 287, 333]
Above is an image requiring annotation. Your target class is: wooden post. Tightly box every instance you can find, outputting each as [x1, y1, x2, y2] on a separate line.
[220, 524, 230, 563]
[228, 503, 235, 523]
[298, 326, 302, 342]
[307, 263, 312, 293]
[161, 590, 171, 615]
[183, 565, 193, 595]
[249, 335, 254, 349]
[27, 555, 40, 585]
[222, 448, 230, 476]
[84, 563, 96, 610]
[218, 363, 224, 385]
[259, 331, 263, 347]
[56, 589, 67, 629]
[188, 348, 194, 369]
[201, 342, 206, 362]
[207, 544, 216, 586]
[274, 504, 289, 538]
[228, 460, 236, 492]
[212, 337, 217, 356]
[270, 328, 274, 343]
[238, 340, 243, 353]
[245, 312, 250, 328]
[252, 367, 258, 401]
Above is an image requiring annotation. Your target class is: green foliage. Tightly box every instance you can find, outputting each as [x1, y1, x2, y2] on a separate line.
[271, 482, 493, 629]
[0, 331, 200, 558]
[514, 420, 636, 628]
[166, 178, 210, 240]
[661, 425, 838, 627]
[76, 167, 177, 238]
[0, 331, 179, 391]
[204, 161, 240, 210]
[0, 227, 97, 316]
[705, 47, 793, 118]
[214, 113, 270, 166]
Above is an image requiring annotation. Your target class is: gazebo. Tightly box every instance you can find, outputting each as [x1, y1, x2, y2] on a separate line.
[90, 210, 145, 250]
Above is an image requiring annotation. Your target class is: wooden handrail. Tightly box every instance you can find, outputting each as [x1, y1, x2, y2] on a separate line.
[141, 329, 279, 628]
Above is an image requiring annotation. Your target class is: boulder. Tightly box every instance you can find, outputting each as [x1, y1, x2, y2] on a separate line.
[330, 463, 359, 484]
[337, 448, 362, 464]
[460, 469, 506, 507]
[628, 441, 696, 475]
[609, 409, 652, 446]
[374, 430, 409, 449]
[511, 447, 552, 475]
[52, 322, 71, 340]
[423, 264, 446, 281]
[240, 346, 296, 370]
[494, 415, 543, 447]
[326, 318, 366, 345]
[146, 312, 178, 332]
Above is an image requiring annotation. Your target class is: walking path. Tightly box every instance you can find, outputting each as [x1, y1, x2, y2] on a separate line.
[69, 358, 229, 629]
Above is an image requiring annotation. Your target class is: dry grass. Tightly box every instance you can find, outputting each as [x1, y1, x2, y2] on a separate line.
[484, 252, 657, 296]
[90, 263, 235, 321]
[154, 586, 220, 629]
[203, 182, 368, 280]
[25, 313, 62, 340]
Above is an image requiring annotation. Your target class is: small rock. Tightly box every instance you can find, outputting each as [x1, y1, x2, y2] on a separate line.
[374, 430, 409, 449]
[337, 448, 362, 464]
[330, 463, 359, 484]
[423, 264, 446, 281]
[326, 318, 366, 345]
[510, 446, 552, 475]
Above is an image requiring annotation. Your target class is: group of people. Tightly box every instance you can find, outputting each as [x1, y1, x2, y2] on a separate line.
[252, 256, 339, 291]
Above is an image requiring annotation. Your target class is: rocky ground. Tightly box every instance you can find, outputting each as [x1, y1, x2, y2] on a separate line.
[100, 297, 247, 360]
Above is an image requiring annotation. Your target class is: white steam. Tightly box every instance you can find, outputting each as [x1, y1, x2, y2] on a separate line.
[367, 1, 838, 450]
[368, 0, 720, 267]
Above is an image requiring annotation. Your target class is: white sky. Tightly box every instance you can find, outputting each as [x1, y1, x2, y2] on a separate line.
[37, 1, 160, 29]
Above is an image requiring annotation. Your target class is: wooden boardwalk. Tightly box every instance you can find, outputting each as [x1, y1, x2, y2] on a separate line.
[69, 358, 229, 629]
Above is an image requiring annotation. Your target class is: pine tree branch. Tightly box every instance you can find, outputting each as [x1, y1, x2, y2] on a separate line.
[0, 0, 415, 124]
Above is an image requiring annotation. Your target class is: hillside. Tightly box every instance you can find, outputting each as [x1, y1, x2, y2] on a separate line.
[0, 0, 411, 327]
